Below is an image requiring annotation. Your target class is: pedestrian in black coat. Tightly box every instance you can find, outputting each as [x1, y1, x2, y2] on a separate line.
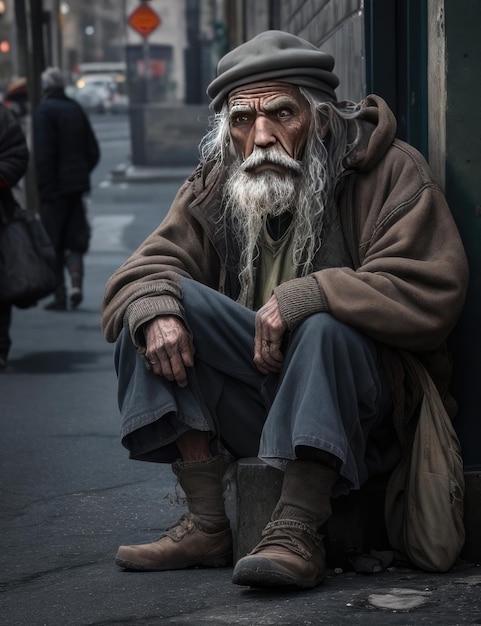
[0, 102, 29, 368]
[33, 67, 100, 311]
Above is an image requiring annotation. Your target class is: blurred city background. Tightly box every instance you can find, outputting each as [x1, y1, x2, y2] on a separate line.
[0, 0, 373, 185]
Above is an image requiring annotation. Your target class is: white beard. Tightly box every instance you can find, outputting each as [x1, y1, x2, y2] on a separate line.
[222, 144, 328, 290]
[223, 144, 300, 227]
[224, 167, 298, 219]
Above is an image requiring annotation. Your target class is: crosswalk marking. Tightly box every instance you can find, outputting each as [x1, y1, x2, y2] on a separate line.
[90, 215, 134, 252]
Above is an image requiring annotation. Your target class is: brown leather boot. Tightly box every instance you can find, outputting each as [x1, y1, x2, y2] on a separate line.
[115, 456, 233, 571]
[232, 519, 326, 587]
[232, 460, 338, 588]
[115, 513, 232, 571]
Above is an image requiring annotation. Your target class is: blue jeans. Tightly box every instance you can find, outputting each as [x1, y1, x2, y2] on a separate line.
[115, 279, 398, 492]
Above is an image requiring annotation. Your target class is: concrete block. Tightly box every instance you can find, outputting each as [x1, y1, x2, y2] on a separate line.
[129, 103, 211, 167]
[234, 458, 389, 569]
[234, 458, 283, 561]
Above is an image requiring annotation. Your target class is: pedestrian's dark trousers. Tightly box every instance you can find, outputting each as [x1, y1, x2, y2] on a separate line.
[40, 194, 90, 290]
[114, 278, 399, 493]
[0, 302, 11, 358]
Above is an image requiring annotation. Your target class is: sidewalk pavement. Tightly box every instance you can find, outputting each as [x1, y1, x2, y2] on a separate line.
[111, 162, 195, 183]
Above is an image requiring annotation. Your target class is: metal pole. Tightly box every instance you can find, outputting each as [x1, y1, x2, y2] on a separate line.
[56, 0, 62, 67]
[14, 0, 44, 212]
[143, 36, 151, 102]
[29, 0, 45, 108]
[14, 0, 28, 76]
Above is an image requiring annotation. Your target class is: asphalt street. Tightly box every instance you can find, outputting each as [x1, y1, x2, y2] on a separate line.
[1, 113, 480, 625]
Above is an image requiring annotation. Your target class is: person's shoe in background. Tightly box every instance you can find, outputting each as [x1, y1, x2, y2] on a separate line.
[44, 285, 67, 311]
[69, 287, 82, 309]
[44, 299, 67, 311]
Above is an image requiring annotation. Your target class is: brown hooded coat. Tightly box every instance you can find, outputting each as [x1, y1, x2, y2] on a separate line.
[102, 95, 468, 411]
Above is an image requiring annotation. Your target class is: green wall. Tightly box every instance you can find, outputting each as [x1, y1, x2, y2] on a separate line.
[444, 0, 481, 469]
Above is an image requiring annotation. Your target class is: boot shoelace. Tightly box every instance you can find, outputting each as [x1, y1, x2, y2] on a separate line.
[250, 519, 324, 560]
[160, 514, 195, 542]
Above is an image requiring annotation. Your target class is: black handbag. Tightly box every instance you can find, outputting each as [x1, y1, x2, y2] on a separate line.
[0, 203, 59, 308]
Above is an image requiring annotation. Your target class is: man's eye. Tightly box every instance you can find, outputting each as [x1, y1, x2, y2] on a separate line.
[231, 114, 251, 124]
[277, 108, 293, 118]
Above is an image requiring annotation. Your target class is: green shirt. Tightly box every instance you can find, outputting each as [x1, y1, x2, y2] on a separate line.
[254, 215, 296, 310]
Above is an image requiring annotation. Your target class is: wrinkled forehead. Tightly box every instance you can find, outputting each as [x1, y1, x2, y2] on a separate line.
[227, 80, 309, 110]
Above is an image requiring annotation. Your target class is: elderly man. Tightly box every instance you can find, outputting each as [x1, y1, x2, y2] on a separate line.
[101, 31, 468, 588]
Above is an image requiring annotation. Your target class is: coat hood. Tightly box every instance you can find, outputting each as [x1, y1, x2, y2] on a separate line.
[343, 94, 397, 172]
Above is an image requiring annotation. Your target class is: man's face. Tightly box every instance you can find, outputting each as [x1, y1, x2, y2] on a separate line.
[228, 81, 311, 167]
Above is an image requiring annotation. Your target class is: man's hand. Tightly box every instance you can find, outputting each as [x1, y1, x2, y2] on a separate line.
[254, 294, 288, 375]
[144, 316, 195, 388]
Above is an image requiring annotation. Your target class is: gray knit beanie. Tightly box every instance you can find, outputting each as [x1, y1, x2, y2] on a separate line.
[41, 67, 64, 90]
[207, 30, 339, 112]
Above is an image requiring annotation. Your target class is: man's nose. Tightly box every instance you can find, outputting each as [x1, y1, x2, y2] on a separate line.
[252, 115, 276, 149]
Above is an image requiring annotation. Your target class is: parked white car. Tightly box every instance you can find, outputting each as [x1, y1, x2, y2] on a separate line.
[66, 85, 109, 113]
[66, 73, 129, 114]
[75, 74, 115, 113]
[109, 82, 130, 114]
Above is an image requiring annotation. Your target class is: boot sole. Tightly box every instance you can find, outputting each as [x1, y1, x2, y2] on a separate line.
[232, 556, 325, 589]
[115, 552, 232, 571]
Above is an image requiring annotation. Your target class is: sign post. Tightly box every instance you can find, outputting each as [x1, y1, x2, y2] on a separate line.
[127, 1, 161, 38]
[127, 1, 162, 103]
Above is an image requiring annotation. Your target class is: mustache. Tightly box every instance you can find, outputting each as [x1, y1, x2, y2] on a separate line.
[240, 147, 303, 176]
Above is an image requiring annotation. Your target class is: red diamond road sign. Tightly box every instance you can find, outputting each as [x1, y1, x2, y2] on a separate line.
[128, 3, 161, 38]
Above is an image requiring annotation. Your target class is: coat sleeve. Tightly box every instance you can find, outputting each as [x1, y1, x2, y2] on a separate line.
[0, 104, 29, 187]
[101, 175, 220, 346]
[274, 145, 469, 352]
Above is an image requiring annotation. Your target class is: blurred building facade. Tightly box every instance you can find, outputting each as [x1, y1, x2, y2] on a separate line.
[59, 0, 127, 72]
[59, 0, 228, 102]
[0, 0, 16, 89]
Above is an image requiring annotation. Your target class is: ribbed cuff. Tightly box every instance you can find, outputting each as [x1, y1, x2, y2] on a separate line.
[274, 276, 328, 331]
[126, 294, 184, 349]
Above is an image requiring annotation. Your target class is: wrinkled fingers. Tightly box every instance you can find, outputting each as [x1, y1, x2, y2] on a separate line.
[254, 339, 284, 374]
